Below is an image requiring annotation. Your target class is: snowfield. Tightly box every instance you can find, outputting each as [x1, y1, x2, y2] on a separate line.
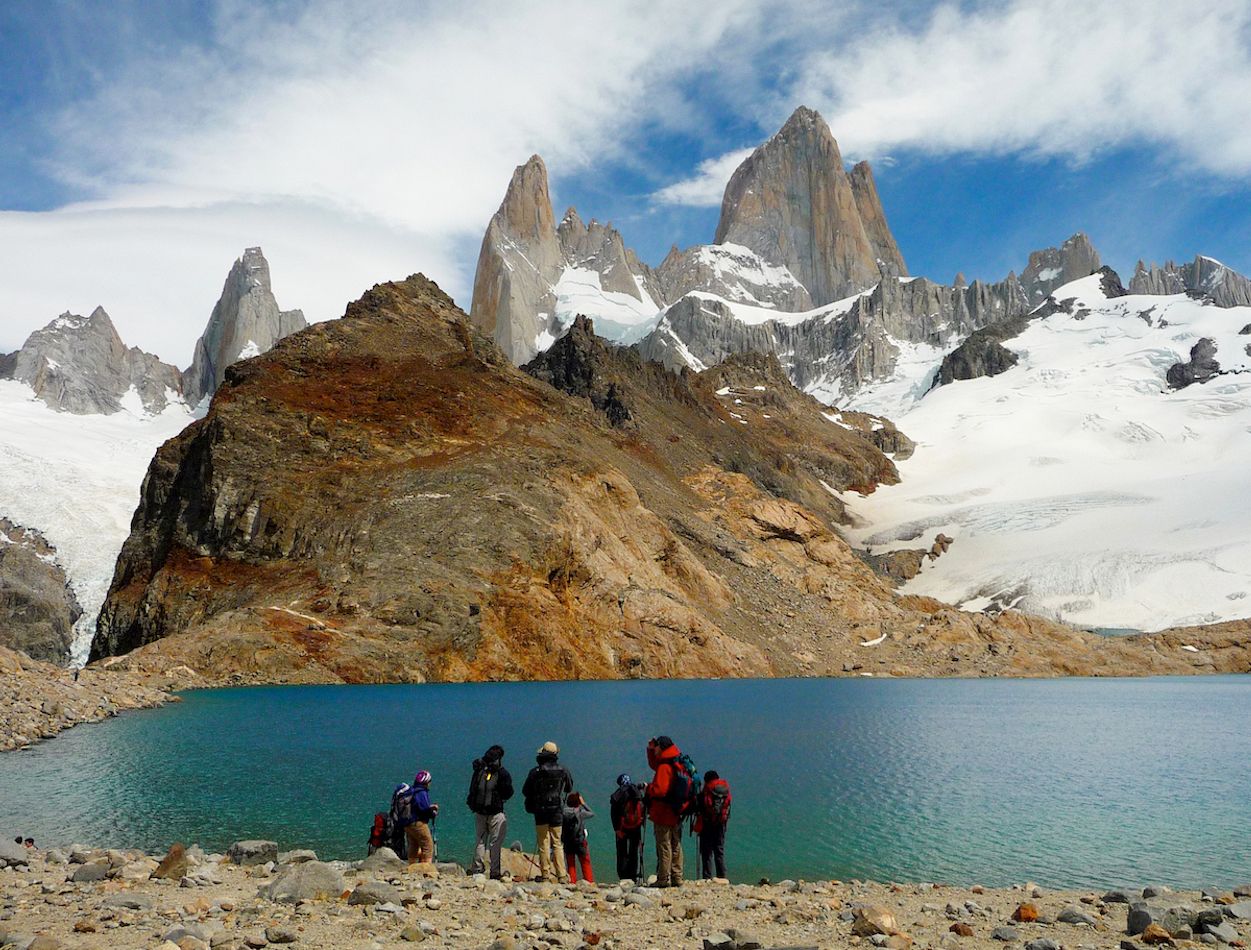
[0, 381, 194, 663]
[843, 275, 1251, 632]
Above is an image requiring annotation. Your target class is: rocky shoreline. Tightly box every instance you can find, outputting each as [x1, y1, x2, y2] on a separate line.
[0, 647, 181, 753]
[1, 838, 1249, 950]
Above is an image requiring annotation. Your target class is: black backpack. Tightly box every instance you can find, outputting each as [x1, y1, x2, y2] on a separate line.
[468, 763, 502, 814]
[528, 766, 565, 815]
[561, 808, 587, 849]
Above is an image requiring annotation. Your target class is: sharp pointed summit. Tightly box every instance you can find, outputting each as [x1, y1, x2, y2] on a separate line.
[714, 106, 907, 305]
[183, 247, 306, 407]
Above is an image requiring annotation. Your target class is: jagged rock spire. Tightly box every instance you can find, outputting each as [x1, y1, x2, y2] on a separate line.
[183, 247, 306, 407]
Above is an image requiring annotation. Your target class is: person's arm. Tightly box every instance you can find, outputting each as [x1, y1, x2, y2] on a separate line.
[579, 803, 595, 820]
[609, 794, 622, 829]
[562, 767, 573, 798]
[499, 768, 514, 803]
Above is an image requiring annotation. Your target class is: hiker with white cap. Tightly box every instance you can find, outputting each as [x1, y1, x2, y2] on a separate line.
[521, 740, 574, 883]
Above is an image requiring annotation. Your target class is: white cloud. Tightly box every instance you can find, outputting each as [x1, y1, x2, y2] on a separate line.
[653, 0, 1251, 207]
[652, 148, 755, 207]
[799, 0, 1251, 172]
[2, 0, 769, 361]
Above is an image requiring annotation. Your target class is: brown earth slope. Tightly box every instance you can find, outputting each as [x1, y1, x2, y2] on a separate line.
[89, 276, 1250, 684]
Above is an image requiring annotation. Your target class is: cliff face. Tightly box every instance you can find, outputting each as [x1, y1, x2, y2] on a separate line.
[2, 308, 182, 414]
[715, 107, 907, 305]
[183, 247, 306, 407]
[89, 277, 1248, 684]
[0, 518, 81, 665]
[90, 275, 901, 682]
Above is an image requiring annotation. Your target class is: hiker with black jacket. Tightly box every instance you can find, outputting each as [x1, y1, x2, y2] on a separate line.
[466, 744, 514, 879]
[609, 773, 647, 883]
[695, 770, 732, 880]
[521, 740, 574, 883]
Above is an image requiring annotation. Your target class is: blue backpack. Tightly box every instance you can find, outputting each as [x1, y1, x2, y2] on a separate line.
[390, 783, 415, 826]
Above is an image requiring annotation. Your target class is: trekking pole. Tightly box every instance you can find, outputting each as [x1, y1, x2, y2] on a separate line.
[430, 817, 439, 863]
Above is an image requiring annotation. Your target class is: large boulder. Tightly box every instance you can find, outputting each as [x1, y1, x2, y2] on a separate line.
[0, 838, 30, 868]
[228, 840, 278, 866]
[360, 847, 405, 875]
[262, 861, 345, 903]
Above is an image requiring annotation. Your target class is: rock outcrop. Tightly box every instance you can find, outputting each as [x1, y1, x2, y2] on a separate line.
[0, 518, 81, 664]
[655, 243, 813, 312]
[183, 247, 306, 407]
[1166, 337, 1221, 389]
[1020, 233, 1101, 304]
[715, 106, 907, 305]
[1130, 255, 1251, 308]
[1, 308, 182, 414]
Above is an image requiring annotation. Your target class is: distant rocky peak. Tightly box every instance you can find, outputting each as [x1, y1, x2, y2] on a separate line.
[714, 106, 906, 306]
[183, 246, 306, 407]
[4, 306, 182, 415]
[1020, 232, 1101, 304]
[1129, 254, 1251, 308]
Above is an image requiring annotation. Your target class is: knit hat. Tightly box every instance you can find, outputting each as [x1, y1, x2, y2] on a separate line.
[616, 773, 631, 787]
[538, 741, 559, 755]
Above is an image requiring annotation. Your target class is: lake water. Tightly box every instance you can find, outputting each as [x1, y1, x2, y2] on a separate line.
[1, 676, 1248, 889]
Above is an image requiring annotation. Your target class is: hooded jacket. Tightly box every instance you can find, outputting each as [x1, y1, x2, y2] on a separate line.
[466, 749, 514, 816]
[695, 777, 731, 833]
[646, 741, 685, 827]
[522, 752, 573, 825]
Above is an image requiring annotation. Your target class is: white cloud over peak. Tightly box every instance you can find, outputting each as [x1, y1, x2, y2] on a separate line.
[653, 148, 754, 208]
[654, 0, 1251, 206]
[1, 0, 767, 361]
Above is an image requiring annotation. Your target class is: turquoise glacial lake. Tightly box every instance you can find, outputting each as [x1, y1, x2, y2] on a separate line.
[1, 676, 1248, 888]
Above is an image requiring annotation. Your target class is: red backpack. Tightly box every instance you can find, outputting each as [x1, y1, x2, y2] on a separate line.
[621, 794, 646, 830]
[701, 782, 731, 826]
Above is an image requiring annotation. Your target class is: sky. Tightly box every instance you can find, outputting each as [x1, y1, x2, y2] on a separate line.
[1, 0, 1250, 366]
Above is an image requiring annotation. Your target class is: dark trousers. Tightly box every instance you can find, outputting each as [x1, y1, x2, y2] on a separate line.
[699, 824, 727, 879]
[615, 830, 642, 881]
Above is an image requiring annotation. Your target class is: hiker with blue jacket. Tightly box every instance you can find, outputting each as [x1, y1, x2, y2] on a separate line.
[467, 744, 513, 879]
[522, 740, 573, 883]
[403, 770, 439, 866]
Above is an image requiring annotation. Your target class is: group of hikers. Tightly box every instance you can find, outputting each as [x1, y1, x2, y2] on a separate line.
[369, 736, 733, 886]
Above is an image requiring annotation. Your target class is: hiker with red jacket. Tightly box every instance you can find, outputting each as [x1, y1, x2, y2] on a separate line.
[609, 773, 647, 883]
[645, 735, 690, 887]
[695, 770, 732, 880]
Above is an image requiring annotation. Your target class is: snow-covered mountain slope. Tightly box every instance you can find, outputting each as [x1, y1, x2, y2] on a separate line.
[0, 381, 194, 663]
[842, 275, 1251, 632]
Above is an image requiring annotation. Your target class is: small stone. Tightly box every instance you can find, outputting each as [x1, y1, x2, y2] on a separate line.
[950, 923, 974, 937]
[1121, 942, 1140, 950]
[73, 919, 99, 933]
[1105, 890, 1136, 904]
[1144, 886, 1171, 899]
[1057, 905, 1098, 926]
[400, 925, 426, 942]
[1024, 941, 1058, 950]
[704, 935, 734, 950]
[264, 927, 297, 944]
[624, 893, 653, 908]
[1225, 901, 1251, 920]
[360, 848, 405, 875]
[277, 850, 317, 865]
[1013, 903, 1039, 923]
[991, 926, 1020, 942]
[1141, 923, 1173, 945]
[243, 935, 269, 949]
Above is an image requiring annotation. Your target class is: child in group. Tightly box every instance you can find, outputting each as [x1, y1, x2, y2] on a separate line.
[561, 791, 595, 883]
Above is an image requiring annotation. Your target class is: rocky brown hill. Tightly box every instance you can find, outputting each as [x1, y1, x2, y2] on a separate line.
[89, 276, 1250, 684]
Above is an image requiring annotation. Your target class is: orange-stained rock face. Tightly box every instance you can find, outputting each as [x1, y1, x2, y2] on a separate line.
[87, 274, 1251, 686]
